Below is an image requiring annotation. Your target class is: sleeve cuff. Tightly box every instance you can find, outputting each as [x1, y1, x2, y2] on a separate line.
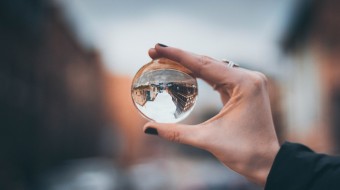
[265, 142, 315, 190]
[265, 140, 340, 190]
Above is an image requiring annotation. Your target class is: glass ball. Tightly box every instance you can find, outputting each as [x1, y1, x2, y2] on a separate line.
[131, 58, 198, 123]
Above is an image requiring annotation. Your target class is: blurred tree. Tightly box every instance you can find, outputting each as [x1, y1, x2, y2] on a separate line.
[0, 0, 107, 189]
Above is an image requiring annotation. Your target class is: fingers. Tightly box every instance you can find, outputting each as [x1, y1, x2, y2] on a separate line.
[148, 48, 160, 59]
[143, 121, 204, 148]
[151, 44, 240, 85]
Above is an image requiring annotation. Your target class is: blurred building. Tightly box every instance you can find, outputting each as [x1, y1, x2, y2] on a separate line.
[167, 82, 197, 118]
[132, 84, 158, 106]
[282, 0, 340, 154]
[0, 0, 112, 189]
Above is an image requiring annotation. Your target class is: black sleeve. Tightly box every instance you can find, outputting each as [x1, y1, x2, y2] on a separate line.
[265, 142, 340, 190]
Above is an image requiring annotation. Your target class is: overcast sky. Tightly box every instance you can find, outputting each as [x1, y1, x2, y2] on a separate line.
[56, 0, 295, 76]
[55, 0, 295, 113]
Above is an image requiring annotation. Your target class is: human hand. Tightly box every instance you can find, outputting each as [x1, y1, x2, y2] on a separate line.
[144, 44, 280, 186]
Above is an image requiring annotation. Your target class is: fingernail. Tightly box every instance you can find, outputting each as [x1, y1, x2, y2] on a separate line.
[144, 127, 158, 135]
[157, 43, 168, 47]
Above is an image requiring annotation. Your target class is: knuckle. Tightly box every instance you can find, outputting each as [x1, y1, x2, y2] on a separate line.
[197, 55, 214, 77]
[165, 131, 181, 143]
[240, 71, 268, 95]
[257, 72, 268, 85]
[251, 71, 267, 88]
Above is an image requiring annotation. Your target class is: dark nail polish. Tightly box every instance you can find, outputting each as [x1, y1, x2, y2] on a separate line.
[158, 43, 168, 47]
[144, 127, 158, 135]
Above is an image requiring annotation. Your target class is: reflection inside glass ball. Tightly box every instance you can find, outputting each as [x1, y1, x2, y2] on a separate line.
[131, 58, 198, 123]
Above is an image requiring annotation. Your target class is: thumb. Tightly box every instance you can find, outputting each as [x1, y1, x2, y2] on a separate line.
[143, 122, 203, 147]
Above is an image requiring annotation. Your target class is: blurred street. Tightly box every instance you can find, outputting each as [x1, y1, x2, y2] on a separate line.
[1, 0, 340, 189]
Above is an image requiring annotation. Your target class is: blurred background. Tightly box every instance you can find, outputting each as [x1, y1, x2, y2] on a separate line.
[1, 0, 340, 189]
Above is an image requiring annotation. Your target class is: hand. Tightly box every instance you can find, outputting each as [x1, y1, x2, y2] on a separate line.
[144, 44, 280, 186]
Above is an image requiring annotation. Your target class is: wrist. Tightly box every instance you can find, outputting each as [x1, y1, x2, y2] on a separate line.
[244, 142, 280, 186]
[234, 142, 280, 186]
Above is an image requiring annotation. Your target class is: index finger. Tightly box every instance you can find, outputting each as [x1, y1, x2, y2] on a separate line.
[152, 44, 240, 85]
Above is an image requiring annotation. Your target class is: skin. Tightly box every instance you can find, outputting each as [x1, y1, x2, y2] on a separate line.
[144, 44, 280, 186]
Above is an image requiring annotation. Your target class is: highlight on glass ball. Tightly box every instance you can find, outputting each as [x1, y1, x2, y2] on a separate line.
[131, 58, 198, 123]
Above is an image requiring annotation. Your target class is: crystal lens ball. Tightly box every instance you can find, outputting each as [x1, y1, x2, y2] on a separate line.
[131, 58, 198, 123]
